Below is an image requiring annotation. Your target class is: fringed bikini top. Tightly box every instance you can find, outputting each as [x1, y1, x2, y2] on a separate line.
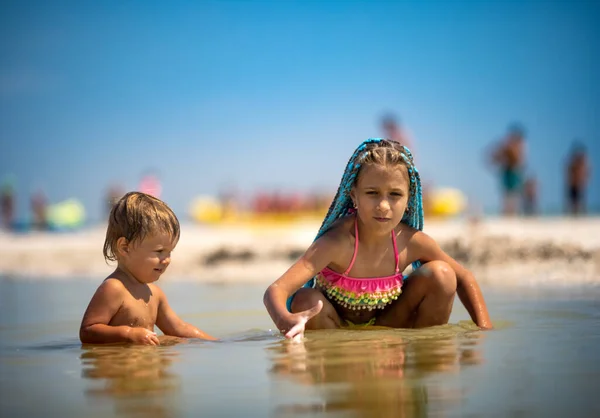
[316, 217, 404, 311]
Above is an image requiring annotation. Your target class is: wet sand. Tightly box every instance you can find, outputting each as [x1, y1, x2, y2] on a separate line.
[1, 216, 599, 286]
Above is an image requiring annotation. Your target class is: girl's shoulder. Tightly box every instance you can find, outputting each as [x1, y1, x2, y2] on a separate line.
[395, 221, 420, 237]
[316, 216, 356, 268]
[318, 215, 355, 246]
[397, 225, 442, 257]
[395, 223, 436, 248]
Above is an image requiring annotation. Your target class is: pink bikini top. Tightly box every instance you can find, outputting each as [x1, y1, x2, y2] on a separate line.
[315, 217, 404, 311]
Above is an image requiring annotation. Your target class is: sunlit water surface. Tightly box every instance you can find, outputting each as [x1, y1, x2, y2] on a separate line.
[1, 278, 599, 417]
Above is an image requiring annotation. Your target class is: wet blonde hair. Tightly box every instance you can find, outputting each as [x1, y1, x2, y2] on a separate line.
[103, 191, 180, 262]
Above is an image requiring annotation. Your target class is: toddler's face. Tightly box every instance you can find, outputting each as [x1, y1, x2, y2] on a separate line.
[124, 232, 178, 284]
[351, 164, 410, 234]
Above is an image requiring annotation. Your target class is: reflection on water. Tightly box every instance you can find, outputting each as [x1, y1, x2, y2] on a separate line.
[268, 322, 484, 417]
[80, 336, 184, 418]
[3, 279, 600, 417]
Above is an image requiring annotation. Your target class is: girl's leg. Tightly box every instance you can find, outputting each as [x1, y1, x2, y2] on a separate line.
[377, 260, 457, 328]
[291, 288, 342, 329]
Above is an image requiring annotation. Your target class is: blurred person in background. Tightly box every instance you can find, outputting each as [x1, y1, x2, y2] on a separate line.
[218, 185, 239, 220]
[522, 176, 538, 216]
[381, 113, 432, 212]
[105, 183, 125, 217]
[139, 169, 162, 199]
[31, 189, 48, 230]
[489, 123, 527, 216]
[565, 141, 590, 215]
[0, 177, 15, 230]
[381, 113, 414, 154]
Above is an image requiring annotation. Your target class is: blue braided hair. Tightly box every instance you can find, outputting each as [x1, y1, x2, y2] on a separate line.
[288, 138, 424, 310]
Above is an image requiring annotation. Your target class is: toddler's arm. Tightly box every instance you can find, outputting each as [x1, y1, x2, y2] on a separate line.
[80, 279, 160, 345]
[155, 288, 217, 341]
[409, 232, 493, 329]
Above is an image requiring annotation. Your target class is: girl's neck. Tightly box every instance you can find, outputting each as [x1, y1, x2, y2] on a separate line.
[355, 218, 393, 248]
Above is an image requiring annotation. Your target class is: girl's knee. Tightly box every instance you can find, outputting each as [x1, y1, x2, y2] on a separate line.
[291, 288, 326, 313]
[418, 261, 457, 296]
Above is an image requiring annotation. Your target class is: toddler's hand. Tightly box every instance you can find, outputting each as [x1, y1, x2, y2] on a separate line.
[280, 300, 323, 340]
[128, 327, 160, 345]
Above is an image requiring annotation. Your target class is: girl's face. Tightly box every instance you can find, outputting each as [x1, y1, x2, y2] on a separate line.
[351, 164, 410, 234]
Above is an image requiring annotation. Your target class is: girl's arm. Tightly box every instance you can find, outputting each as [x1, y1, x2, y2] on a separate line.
[263, 234, 340, 334]
[155, 287, 217, 341]
[410, 232, 493, 329]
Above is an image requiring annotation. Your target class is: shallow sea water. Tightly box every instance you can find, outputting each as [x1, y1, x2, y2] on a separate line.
[1, 277, 599, 417]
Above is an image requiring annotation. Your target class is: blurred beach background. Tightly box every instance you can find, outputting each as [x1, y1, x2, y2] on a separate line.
[1, 1, 600, 417]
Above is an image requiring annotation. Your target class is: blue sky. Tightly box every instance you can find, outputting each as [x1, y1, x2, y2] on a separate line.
[1, 0, 599, 223]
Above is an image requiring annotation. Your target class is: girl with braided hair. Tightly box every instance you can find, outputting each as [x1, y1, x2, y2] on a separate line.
[264, 139, 492, 339]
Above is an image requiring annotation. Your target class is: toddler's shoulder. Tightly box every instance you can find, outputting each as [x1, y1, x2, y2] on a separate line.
[98, 276, 128, 294]
[148, 283, 166, 297]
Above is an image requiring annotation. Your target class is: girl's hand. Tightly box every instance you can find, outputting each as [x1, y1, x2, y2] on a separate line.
[279, 301, 323, 340]
[128, 328, 160, 345]
[478, 321, 494, 330]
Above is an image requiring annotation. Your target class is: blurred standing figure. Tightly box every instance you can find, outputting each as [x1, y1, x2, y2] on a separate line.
[31, 189, 48, 230]
[490, 124, 526, 216]
[105, 183, 124, 217]
[565, 142, 590, 215]
[522, 176, 538, 216]
[381, 114, 414, 153]
[0, 178, 15, 229]
[139, 170, 162, 199]
[381, 113, 431, 210]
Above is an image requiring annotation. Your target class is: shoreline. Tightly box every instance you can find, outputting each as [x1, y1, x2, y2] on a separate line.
[1, 216, 599, 286]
